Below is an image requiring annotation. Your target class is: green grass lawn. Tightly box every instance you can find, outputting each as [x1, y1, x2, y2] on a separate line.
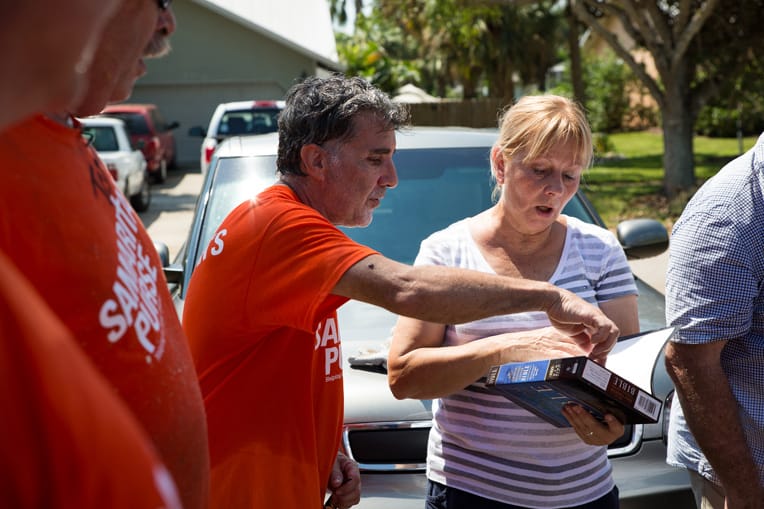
[583, 130, 759, 231]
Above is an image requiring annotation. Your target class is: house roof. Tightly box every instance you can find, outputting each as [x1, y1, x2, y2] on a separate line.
[190, 0, 342, 71]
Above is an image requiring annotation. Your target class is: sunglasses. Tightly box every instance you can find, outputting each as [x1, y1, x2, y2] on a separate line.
[157, 0, 172, 9]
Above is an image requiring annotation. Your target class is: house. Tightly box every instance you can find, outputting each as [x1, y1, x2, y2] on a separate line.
[127, 0, 342, 166]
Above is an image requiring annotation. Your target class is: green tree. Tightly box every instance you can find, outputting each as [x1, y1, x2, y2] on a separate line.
[373, 0, 497, 98]
[570, 0, 764, 196]
[550, 51, 638, 133]
[334, 0, 564, 104]
[328, 0, 364, 26]
[335, 10, 420, 94]
[695, 58, 764, 139]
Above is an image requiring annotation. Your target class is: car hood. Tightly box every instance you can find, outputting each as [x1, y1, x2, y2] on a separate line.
[339, 300, 432, 424]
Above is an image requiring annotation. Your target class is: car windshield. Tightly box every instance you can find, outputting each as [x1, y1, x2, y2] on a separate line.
[194, 147, 595, 268]
[83, 126, 119, 152]
[341, 148, 591, 263]
[107, 113, 150, 135]
[217, 109, 281, 136]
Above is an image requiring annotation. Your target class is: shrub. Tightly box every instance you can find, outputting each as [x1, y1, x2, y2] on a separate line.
[549, 50, 657, 133]
[695, 104, 764, 138]
[583, 54, 633, 132]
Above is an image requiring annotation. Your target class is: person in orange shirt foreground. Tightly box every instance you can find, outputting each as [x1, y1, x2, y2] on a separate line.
[182, 74, 621, 509]
[0, 0, 183, 506]
[0, 2, 210, 509]
[0, 0, 119, 130]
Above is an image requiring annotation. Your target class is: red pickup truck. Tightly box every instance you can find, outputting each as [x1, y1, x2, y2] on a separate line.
[102, 103, 179, 183]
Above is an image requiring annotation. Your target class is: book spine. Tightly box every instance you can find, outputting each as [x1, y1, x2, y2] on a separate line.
[486, 365, 500, 386]
[572, 358, 660, 420]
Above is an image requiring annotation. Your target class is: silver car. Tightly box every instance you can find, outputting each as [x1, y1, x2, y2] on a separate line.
[164, 127, 694, 508]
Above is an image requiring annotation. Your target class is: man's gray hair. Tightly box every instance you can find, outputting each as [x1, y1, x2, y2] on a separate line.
[277, 74, 409, 176]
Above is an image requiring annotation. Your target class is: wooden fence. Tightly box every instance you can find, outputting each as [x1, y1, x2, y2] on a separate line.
[402, 98, 508, 128]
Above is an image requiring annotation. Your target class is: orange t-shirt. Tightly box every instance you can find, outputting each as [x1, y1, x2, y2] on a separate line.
[0, 115, 209, 509]
[0, 251, 182, 509]
[183, 185, 377, 508]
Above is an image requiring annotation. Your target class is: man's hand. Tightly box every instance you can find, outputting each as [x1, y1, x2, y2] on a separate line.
[544, 287, 619, 362]
[325, 452, 361, 509]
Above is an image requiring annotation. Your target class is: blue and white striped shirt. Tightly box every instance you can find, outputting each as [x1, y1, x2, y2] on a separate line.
[416, 215, 637, 508]
[666, 133, 764, 485]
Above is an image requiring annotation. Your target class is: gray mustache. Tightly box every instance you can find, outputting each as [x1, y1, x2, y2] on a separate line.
[145, 34, 171, 59]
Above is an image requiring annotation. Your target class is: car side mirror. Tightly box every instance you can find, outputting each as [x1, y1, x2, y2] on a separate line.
[616, 218, 669, 259]
[163, 264, 184, 286]
[167, 121, 180, 130]
[154, 241, 171, 267]
[188, 126, 206, 137]
[154, 241, 184, 285]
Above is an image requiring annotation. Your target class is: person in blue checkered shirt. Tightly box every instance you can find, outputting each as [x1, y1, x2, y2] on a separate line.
[665, 134, 764, 509]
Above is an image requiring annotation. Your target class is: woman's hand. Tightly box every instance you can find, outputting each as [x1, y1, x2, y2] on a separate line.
[561, 403, 625, 446]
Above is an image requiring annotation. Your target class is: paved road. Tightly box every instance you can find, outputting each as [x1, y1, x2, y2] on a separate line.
[140, 165, 669, 295]
[139, 164, 203, 263]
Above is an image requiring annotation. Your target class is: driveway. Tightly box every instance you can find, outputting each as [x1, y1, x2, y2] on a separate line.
[140, 164, 202, 262]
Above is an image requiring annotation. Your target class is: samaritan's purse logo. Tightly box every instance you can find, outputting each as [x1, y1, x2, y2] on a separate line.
[98, 189, 166, 361]
[315, 317, 342, 382]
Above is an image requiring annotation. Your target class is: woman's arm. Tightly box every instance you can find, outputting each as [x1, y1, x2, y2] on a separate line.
[387, 320, 588, 400]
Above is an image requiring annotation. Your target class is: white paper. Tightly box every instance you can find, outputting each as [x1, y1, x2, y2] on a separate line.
[605, 327, 677, 392]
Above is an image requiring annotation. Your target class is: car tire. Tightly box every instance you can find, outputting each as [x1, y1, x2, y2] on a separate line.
[153, 159, 167, 184]
[130, 175, 151, 212]
[168, 144, 178, 169]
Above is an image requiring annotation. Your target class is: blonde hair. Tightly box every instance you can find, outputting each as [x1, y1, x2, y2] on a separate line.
[494, 94, 592, 170]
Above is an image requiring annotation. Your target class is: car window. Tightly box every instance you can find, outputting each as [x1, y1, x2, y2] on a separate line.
[339, 147, 494, 263]
[83, 126, 119, 152]
[108, 113, 150, 135]
[339, 147, 595, 264]
[193, 146, 597, 269]
[217, 109, 281, 136]
[151, 109, 167, 131]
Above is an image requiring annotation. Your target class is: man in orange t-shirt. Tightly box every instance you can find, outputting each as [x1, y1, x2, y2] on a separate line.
[183, 75, 621, 509]
[0, 3, 210, 509]
[185, 185, 376, 508]
[0, 251, 182, 509]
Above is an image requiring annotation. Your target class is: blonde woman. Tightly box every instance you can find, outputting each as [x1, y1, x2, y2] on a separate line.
[388, 95, 638, 509]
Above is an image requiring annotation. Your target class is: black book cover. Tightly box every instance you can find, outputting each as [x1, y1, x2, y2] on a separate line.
[484, 327, 675, 427]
